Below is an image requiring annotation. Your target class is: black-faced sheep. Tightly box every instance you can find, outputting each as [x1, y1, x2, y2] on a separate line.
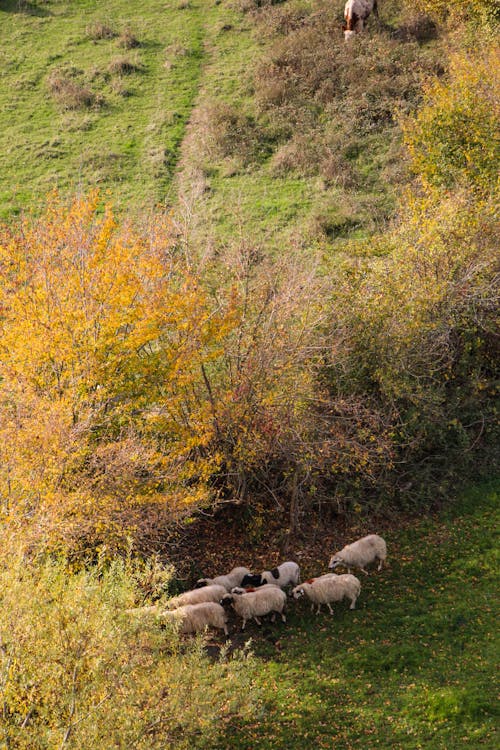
[328, 534, 387, 575]
[195, 566, 251, 591]
[222, 586, 287, 630]
[343, 0, 378, 40]
[166, 584, 228, 609]
[162, 602, 229, 635]
[240, 561, 300, 589]
[292, 574, 361, 614]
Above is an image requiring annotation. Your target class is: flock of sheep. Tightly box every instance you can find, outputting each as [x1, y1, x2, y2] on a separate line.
[128, 534, 387, 638]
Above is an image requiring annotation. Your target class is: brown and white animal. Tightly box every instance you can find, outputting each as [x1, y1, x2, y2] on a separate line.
[222, 586, 287, 630]
[343, 0, 378, 40]
[162, 602, 229, 635]
[292, 574, 361, 614]
[328, 534, 387, 574]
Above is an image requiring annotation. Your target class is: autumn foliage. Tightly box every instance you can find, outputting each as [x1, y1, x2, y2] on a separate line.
[0, 27, 498, 557]
[0, 194, 238, 554]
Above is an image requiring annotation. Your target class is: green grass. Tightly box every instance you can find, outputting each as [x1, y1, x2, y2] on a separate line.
[0, 0, 208, 218]
[220, 480, 499, 749]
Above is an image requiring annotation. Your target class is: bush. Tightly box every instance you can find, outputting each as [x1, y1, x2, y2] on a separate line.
[403, 45, 500, 192]
[0, 541, 258, 749]
[0, 194, 238, 556]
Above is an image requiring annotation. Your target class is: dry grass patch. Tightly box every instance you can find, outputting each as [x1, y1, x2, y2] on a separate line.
[47, 69, 100, 110]
[86, 21, 117, 41]
[117, 27, 141, 49]
[108, 55, 142, 76]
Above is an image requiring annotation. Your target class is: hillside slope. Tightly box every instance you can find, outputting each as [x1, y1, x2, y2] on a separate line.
[0, 0, 209, 217]
[1, 0, 442, 252]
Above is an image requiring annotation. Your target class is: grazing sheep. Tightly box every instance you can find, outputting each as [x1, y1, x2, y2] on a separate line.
[222, 586, 287, 630]
[328, 534, 387, 575]
[166, 584, 228, 610]
[195, 566, 251, 591]
[343, 0, 378, 40]
[162, 602, 228, 635]
[292, 574, 361, 615]
[240, 561, 300, 589]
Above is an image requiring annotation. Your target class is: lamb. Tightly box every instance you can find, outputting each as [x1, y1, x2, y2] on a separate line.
[343, 0, 378, 40]
[292, 574, 361, 615]
[328, 534, 387, 575]
[162, 602, 228, 636]
[222, 586, 287, 630]
[240, 561, 300, 589]
[195, 566, 251, 591]
[165, 584, 228, 610]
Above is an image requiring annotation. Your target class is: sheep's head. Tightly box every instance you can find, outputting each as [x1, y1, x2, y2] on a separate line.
[221, 594, 235, 609]
[344, 29, 356, 41]
[292, 585, 305, 600]
[328, 555, 343, 570]
[241, 573, 263, 587]
[194, 578, 209, 588]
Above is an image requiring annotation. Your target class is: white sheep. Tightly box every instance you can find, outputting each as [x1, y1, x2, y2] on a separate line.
[195, 566, 251, 591]
[328, 534, 387, 575]
[162, 602, 228, 635]
[240, 561, 300, 589]
[222, 586, 287, 630]
[292, 574, 361, 615]
[343, 0, 378, 40]
[166, 584, 228, 610]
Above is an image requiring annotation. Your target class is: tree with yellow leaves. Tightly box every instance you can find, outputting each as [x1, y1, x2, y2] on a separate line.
[0, 193, 238, 555]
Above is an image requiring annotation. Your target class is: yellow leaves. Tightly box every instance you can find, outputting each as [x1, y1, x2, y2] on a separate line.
[0, 194, 242, 556]
[402, 42, 500, 193]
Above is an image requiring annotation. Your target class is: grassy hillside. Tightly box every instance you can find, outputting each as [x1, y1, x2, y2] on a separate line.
[0, 0, 209, 217]
[0, 0, 443, 249]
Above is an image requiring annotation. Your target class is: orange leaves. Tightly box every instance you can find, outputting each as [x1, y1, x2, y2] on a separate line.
[0, 194, 239, 555]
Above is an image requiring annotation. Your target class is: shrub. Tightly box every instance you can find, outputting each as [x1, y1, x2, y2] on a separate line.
[0, 540, 259, 749]
[0, 194, 238, 556]
[403, 45, 500, 193]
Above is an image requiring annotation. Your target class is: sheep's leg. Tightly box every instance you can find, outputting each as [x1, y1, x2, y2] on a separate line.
[253, 616, 262, 626]
[223, 624, 229, 636]
[327, 602, 335, 615]
[349, 596, 357, 610]
[280, 611, 286, 623]
[311, 603, 315, 614]
[360, 567, 369, 575]
[316, 604, 322, 615]
[270, 613, 276, 622]
[373, 0, 379, 19]
[377, 558, 384, 571]
[241, 619, 247, 631]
